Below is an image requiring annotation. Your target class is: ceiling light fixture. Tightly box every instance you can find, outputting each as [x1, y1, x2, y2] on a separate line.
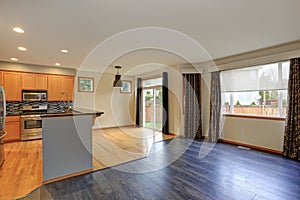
[60, 49, 69, 53]
[54, 63, 61, 66]
[12, 27, 24, 33]
[10, 57, 18, 61]
[17, 46, 27, 51]
[113, 66, 123, 88]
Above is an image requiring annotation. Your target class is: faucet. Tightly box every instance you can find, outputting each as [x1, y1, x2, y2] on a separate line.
[61, 92, 71, 112]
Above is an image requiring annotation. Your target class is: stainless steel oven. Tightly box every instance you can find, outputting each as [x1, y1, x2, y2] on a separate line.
[20, 105, 47, 141]
[21, 115, 43, 140]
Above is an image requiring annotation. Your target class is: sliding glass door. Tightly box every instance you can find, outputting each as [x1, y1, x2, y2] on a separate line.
[143, 86, 162, 131]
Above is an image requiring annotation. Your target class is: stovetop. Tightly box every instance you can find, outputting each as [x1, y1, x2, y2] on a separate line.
[21, 111, 48, 115]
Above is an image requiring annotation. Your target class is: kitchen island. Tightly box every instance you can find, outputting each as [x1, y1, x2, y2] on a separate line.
[41, 108, 103, 183]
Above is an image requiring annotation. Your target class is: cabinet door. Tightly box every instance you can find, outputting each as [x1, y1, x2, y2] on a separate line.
[4, 116, 21, 142]
[47, 75, 62, 101]
[0, 71, 3, 86]
[62, 76, 74, 101]
[3, 72, 22, 101]
[21, 73, 36, 89]
[36, 74, 47, 90]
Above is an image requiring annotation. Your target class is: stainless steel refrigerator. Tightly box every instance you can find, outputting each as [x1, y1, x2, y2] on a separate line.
[0, 86, 6, 167]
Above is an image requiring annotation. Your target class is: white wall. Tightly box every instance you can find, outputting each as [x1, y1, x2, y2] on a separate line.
[222, 116, 285, 151]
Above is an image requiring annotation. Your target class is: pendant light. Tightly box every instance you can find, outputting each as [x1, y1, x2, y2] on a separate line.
[113, 66, 123, 87]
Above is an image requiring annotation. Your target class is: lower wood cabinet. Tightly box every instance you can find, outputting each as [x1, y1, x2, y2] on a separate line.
[4, 116, 21, 142]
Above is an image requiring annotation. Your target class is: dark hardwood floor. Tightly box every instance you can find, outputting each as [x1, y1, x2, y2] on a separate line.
[20, 138, 300, 200]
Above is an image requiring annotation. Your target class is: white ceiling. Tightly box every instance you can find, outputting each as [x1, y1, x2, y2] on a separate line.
[1, 0, 300, 73]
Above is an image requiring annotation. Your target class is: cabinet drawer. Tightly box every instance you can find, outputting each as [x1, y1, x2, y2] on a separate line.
[6, 116, 20, 123]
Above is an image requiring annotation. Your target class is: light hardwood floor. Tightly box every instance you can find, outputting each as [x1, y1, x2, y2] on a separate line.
[0, 127, 175, 200]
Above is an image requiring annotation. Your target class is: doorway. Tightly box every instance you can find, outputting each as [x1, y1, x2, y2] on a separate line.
[143, 86, 163, 131]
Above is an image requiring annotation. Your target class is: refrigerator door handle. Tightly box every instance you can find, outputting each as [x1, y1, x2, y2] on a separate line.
[0, 132, 7, 140]
[2, 88, 6, 126]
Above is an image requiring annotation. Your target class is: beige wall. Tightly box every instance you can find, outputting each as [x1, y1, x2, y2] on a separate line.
[167, 67, 184, 135]
[134, 67, 184, 135]
[222, 116, 285, 151]
[201, 70, 211, 137]
[74, 70, 135, 128]
[199, 42, 299, 152]
[200, 69, 285, 151]
[0, 61, 76, 76]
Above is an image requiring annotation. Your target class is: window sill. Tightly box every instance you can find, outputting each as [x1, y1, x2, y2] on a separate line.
[223, 114, 286, 121]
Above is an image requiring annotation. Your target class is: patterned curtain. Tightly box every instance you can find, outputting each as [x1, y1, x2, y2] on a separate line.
[208, 71, 221, 142]
[183, 74, 202, 139]
[283, 58, 300, 160]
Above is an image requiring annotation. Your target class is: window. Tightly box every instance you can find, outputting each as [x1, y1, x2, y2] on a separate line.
[221, 61, 290, 117]
[142, 77, 162, 88]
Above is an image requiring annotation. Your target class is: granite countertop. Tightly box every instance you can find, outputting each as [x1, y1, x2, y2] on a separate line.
[40, 107, 104, 118]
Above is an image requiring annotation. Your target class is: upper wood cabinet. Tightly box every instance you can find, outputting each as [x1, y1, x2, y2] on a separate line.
[0, 70, 74, 102]
[47, 75, 62, 101]
[48, 75, 74, 101]
[21, 73, 36, 89]
[62, 76, 74, 101]
[21, 73, 47, 90]
[3, 72, 22, 101]
[36, 74, 47, 90]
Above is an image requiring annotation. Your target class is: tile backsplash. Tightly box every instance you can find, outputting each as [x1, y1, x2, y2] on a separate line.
[6, 101, 73, 116]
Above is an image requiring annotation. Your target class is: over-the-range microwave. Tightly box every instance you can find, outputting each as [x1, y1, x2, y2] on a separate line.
[22, 90, 47, 102]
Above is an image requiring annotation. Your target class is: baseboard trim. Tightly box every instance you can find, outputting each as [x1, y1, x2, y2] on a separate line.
[218, 139, 283, 155]
[43, 169, 93, 184]
[93, 124, 135, 130]
[166, 132, 177, 136]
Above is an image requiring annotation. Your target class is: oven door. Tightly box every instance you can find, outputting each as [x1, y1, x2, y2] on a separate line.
[21, 117, 42, 140]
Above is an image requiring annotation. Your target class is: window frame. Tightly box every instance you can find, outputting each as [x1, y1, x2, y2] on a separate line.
[221, 61, 289, 119]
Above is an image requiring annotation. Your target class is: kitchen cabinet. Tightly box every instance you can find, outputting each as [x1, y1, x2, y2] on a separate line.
[22, 73, 47, 90]
[0, 71, 3, 85]
[36, 74, 47, 90]
[62, 76, 74, 101]
[47, 75, 62, 101]
[3, 72, 22, 101]
[48, 75, 74, 101]
[21, 73, 36, 89]
[1, 70, 74, 102]
[4, 116, 21, 142]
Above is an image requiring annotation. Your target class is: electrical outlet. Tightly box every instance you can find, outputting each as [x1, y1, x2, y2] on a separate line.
[240, 131, 244, 138]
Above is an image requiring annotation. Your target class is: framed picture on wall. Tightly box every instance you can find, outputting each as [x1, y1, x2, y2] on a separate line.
[120, 80, 132, 93]
[78, 77, 94, 92]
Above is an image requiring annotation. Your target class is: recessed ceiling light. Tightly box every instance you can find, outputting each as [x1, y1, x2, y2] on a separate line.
[54, 63, 61, 66]
[10, 57, 18, 61]
[60, 49, 69, 53]
[12, 27, 24, 33]
[17, 46, 27, 51]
